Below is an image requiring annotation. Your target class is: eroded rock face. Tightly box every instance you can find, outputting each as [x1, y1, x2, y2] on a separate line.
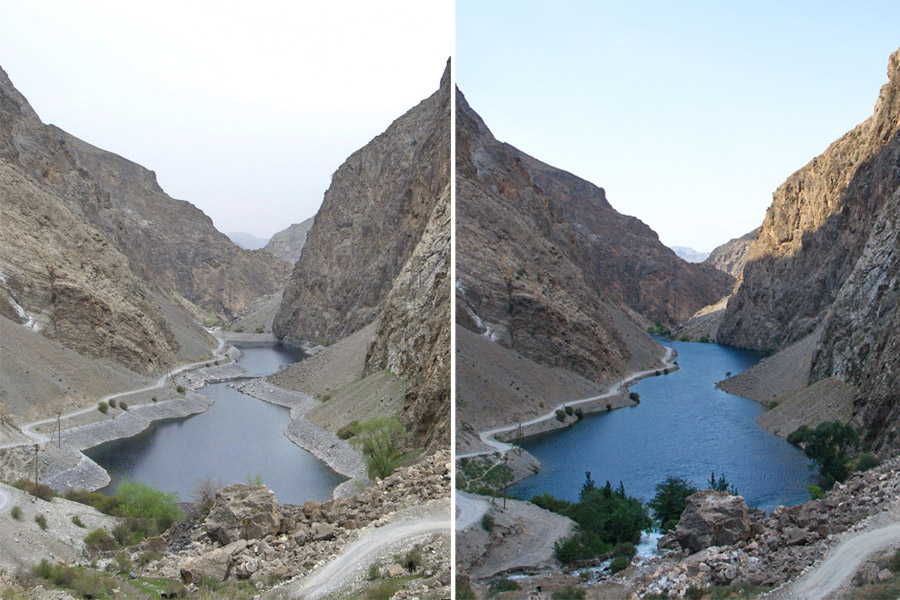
[675, 490, 751, 553]
[203, 484, 282, 545]
[704, 228, 758, 279]
[719, 48, 900, 352]
[455, 87, 732, 386]
[264, 217, 315, 264]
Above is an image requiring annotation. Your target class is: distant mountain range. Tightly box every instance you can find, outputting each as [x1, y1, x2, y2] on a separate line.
[671, 246, 710, 263]
[227, 231, 270, 250]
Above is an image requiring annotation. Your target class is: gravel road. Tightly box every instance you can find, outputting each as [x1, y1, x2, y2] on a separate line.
[456, 492, 491, 531]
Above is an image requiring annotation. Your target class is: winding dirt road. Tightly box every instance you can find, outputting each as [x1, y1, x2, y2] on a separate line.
[456, 491, 491, 531]
[0, 332, 228, 450]
[782, 517, 900, 599]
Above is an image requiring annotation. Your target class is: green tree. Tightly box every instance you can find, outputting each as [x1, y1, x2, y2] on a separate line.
[648, 476, 698, 532]
[789, 421, 858, 487]
[708, 471, 738, 495]
[115, 480, 182, 537]
[351, 417, 407, 480]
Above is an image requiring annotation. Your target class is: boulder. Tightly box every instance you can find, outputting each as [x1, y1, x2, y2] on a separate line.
[181, 546, 233, 584]
[204, 484, 282, 545]
[311, 522, 337, 541]
[675, 490, 751, 553]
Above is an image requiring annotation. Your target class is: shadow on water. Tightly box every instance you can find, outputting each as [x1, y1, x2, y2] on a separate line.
[507, 340, 814, 511]
[86, 343, 345, 504]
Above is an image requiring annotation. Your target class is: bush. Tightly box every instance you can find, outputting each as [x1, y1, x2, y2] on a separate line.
[191, 477, 222, 517]
[151, 396, 158, 402]
[807, 484, 824, 500]
[337, 421, 360, 440]
[609, 555, 631, 573]
[112, 551, 133, 574]
[889, 548, 900, 573]
[403, 545, 422, 572]
[457, 576, 477, 600]
[612, 541, 636, 558]
[649, 476, 698, 531]
[109, 399, 117, 409]
[699, 335, 710, 343]
[65, 488, 120, 514]
[489, 578, 521, 594]
[71, 515, 85, 528]
[708, 471, 738, 495]
[606, 404, 612, 412]
[176, 385, 186, 394]
[115, 480, 182, 538]
[255, 327, 264, 334]
[552, 586, 586, 599]
[34, 514, 48, 530]
[85, 527, 117, 551]
[481, 513, 495, 532]
[98, 401, 109, 414]
[350, 417, 407, 480]
[555, 409, 567, 422]
[120, 400, 129, 411]
[629, 392, 640, 403]
[796, 421, 859, 487]
[574, 407, 584, 419]
[10, 505, 22, 520]
[564, 405, 574, 416]
[12, 478, 55, 501]
[367, 563, 380, 581]
[856, 452, 881, 472]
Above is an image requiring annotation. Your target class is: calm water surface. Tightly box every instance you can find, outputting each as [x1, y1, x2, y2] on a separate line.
[508, 340, 814, 511]
[86, 344, 345, 504]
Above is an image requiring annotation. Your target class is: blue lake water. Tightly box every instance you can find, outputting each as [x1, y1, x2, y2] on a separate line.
[86, 343, 345, 505]
[507, 340, 814, 511]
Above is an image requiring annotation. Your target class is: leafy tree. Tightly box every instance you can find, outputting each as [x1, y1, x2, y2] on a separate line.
[115, 480, 182, 537]
[789, 421, 858, 487]
[708, 471, 738, 495]
[648, 476, 698, 532]
[350, 417, 407, 480]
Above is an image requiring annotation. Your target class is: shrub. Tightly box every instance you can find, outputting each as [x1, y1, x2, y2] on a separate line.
[403, 545, 422, 572]
[489, 578, 521, 594]
[115, 480, 182, 538]
[119, 400, 128, 411]
[856, 452, 881, 472]
[71, 515, 85, 528]
[176, 385, 186, 394]
[649, 476, 698, 532]
[574, 407, 584, 419]
[337, 421, 360, 440]
[109, 399, 117, 409]
[699, 335, 710, 343]
[65, 488, 120, 514]
[555, 409, 567, 422]
[457, 576, 477, 600]
[889, 548, 900, 573]
[609, 555, 631, 573]
[708, 471, 738, 496]
[686, 586, 705, 599]
[151, 396, 158, 402]
[85, 527, 117, 551]
[629, 392, 640, 403]
[10, 505, 22, 520]
[98, 401, 109, 414]
[367, 563, 380, 581]
[137, 550, 162, 567]
[350, 417, 407, 480]
[12, 478, 55, 501]
[191, 477, 222, 517]
[552, 586, 586, 600]
[255, 327, 264, 334]
[481, 513, 495, 532]
[246, 472, 264, 486]
[807, 484, 824, 500]
[34, 514, 48, 530]
[612, 541, 636, 558]
[564, 405, 574, 416]
[797, 421, 859, 487]
[606, 404, 612, 412]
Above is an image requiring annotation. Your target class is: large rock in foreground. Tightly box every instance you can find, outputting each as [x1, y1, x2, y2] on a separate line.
[203, 484, 282, 545]
[676, 490, 751, 553]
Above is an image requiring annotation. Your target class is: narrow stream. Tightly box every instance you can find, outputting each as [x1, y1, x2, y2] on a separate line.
[507, 340, 814, 511]
[85, 344, 345, 504]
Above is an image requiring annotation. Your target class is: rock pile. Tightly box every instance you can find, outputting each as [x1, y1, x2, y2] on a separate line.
[634, 456, 900, 597]
[144, 451, 450, 590]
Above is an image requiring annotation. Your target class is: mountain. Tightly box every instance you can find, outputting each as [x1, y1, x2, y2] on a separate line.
[704, 228, 759, 279]
[227, 232, 270, 250]
[717, 48, 900, 453]
[263, 217, 315, 263]
[672, 246, 710, 263]
[273, 62, 451, 451]
[455, 87, 734, 390]
[0, 65, 289, 379]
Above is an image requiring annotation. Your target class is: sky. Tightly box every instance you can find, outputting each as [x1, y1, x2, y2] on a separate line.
[0, 0, 452, 239]
[457, 1, 900, 251]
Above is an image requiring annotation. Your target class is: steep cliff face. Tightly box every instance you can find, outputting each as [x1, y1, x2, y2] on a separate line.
[264, 217, 315, 263]
[365, 186, 449, 452]
[719, 49, 900, 351]
[456, 89, 733, 384]
[273, 65, 451, 345]
[0, 66, 289, 326]
[705, 228, 759, 279]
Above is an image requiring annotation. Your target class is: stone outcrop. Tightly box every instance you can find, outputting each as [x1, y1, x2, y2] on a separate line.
[456, 87, 732, 388]
[675, 490, 751, 553]
[263, 217, 314, 263]
[273, 62, 450, 346]
[704, 228, 758, 279]
[719, 48, 900, 352]
[203, 484, 283, 545]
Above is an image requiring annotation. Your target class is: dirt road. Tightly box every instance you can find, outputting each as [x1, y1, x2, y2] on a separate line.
[456, 491, 491, 531]
[782, 518, 900, 599]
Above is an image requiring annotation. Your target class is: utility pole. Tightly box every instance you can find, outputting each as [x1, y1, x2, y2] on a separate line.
[56, 411, 62, 449]
[32, 444, 39, 501]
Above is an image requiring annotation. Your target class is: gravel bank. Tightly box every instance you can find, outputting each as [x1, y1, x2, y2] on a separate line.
[238, 379, 367, 498]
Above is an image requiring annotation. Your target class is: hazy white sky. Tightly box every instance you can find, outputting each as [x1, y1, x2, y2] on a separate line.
[0, 0, 451, 238]
[457, 1, 900, 251]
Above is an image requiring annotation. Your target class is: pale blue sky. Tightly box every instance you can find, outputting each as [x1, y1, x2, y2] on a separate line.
[457, 1, 900, 251]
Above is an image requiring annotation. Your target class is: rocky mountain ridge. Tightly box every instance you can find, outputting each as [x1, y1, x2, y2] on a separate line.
[704, 228, 758, 279]
[456, 87, 733, 388]
[263, 216, 315, 263]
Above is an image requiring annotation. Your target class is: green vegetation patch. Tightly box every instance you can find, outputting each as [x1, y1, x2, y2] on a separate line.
[456, 455, 514, 497]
